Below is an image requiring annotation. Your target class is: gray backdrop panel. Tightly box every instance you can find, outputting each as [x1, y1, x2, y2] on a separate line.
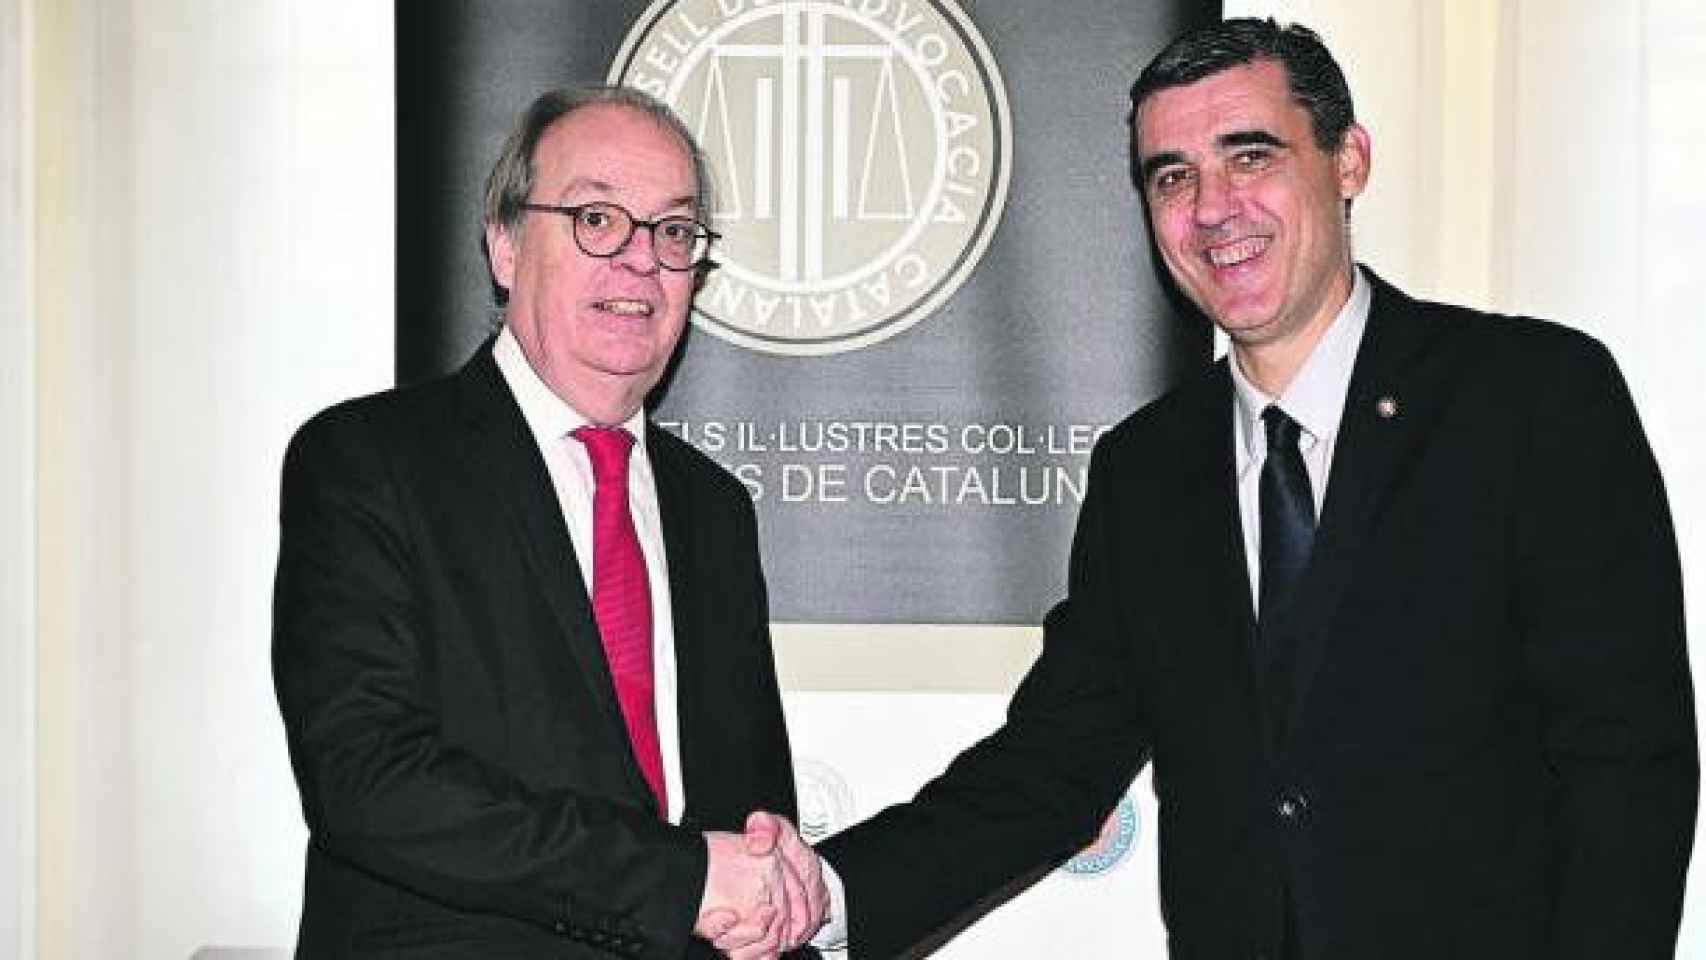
[395, 0, 1215, 623]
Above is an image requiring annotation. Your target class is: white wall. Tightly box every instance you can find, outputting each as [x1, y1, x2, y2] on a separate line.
[34, 0, 138, 953]
[30, 0, 393, 956]
[127, 3, 393, 954]
[22, 1, 1706, 956]
[2, 0, 37, 953]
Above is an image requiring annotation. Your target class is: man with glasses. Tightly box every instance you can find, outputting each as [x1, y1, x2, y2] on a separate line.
[274, 85, 825, 959]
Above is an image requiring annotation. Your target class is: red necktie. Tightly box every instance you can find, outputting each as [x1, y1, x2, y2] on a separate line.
[573, 426, 667, 817]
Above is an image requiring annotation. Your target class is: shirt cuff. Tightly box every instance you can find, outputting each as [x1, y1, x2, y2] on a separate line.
[810, 853, 849, 952]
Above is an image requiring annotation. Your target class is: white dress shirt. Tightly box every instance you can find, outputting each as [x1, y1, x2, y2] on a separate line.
[1229, 266, 1371, 613]
[493, 327, 686, 824]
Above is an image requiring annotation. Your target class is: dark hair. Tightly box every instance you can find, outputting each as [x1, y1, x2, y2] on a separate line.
[1130, 18, 1355, 152]
[482, 84, 713, 239]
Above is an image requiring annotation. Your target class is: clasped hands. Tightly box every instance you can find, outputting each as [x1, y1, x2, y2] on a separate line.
[697, 811, 828, 959]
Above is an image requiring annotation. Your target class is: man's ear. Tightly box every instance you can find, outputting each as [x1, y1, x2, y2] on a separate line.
[1336, 122, 1372, 201]
[485, 222, 517, 292]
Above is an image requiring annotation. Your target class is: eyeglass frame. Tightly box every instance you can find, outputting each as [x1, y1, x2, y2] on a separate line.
[518, 200, 720, 272]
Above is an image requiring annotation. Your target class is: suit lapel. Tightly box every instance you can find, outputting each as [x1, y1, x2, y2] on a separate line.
[1190, 363, 1259, 639]
[1171, 363, 1268, 755]
[1281, 274, 1453, 741]
[646, 426, 698, 651]
[649, 426, 723, 826]
[452, 345, 652, 799]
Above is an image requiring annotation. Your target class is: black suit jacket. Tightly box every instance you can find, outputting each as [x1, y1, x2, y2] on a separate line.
[273, 341, 809, 959]
[819, 273, 1698, 959]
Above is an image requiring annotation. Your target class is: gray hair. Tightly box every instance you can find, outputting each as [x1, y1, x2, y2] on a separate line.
[482, 84, 715, 241]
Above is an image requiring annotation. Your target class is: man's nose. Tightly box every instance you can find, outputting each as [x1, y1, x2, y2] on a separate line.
[612, 224, 662, 274]
[1192, 168, 1237, 228]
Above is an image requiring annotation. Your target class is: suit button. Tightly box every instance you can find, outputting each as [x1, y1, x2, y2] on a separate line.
[1276, 791, 1309, 822]
[552, 921, 567, 935]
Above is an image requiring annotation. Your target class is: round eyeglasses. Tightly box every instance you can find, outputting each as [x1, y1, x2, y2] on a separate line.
[520, 200, 718, 272]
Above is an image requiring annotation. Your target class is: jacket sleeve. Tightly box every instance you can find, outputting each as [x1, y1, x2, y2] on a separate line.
[272, 404, 707, 960]
[816, 436, 1153, 958]
[1513, 334, 1698, 958]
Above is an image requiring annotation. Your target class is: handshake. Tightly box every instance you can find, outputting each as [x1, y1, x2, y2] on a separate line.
[696, 811, 831, 959]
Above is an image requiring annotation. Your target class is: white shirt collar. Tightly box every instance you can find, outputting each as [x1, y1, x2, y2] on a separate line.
[1230, 265, 1371, 456]
[493, 325, 649, 450]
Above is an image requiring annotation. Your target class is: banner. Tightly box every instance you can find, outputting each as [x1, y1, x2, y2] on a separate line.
[396, 1, 1214, 623]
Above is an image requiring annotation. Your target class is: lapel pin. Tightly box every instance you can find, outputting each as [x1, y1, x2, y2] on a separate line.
[1376, 395, 1400, 419]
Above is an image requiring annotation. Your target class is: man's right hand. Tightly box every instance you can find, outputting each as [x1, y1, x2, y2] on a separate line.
[697, 811, 828, 959]
[741, 811, 828, 948]
[697, 821, 786, 960]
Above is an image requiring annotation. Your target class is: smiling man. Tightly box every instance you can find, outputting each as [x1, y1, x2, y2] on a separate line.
[813, 19, 1697, 959]
[274, 86, 825, 959]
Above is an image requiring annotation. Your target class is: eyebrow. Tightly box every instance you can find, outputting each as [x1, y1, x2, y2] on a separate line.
[1138, 129, 1291, 185]
[1217, 129, 1288, 151]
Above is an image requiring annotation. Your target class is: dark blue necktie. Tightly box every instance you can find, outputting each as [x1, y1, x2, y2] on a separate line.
[1259, 406, 1315, 732]
[1259, 405, 1315, 621]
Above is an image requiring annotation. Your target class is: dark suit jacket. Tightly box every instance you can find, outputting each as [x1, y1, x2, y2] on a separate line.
[273, 341, 810, 959]
[818, 273, 1698, 959]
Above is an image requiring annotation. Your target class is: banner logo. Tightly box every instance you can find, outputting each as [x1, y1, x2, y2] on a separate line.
[612, 0, 1012, 355]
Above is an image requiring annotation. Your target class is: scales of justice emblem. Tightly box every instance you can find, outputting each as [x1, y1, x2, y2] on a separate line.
[612, 0, 1012, 356]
